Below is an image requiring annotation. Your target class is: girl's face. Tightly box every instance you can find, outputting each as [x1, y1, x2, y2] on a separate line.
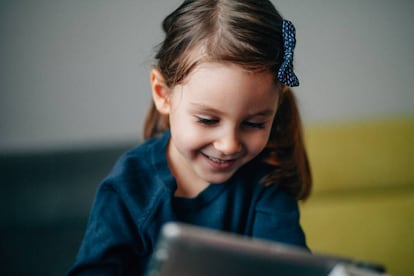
[151, 62, 280, 197]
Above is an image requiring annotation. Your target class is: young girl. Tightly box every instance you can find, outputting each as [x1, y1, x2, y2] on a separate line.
[67, 0, 311, 274]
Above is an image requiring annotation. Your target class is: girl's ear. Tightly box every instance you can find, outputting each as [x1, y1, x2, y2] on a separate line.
[150, 68, 171, 115]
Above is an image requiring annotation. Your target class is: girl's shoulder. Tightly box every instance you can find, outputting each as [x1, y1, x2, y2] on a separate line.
[242, 157, 299, 213]
[110, 131, 171, 182]
[96, 131, 175, 210]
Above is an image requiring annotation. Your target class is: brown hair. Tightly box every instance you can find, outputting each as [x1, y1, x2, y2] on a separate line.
[143, 0, 311, 200]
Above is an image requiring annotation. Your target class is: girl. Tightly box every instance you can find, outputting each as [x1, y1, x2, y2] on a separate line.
[67, 0, 311, 274]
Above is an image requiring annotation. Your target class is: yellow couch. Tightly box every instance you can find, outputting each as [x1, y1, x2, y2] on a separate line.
[300, 119, 414, 276]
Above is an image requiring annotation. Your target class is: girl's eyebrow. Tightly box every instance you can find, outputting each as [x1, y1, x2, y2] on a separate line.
[248, 110, 275, 117]
[189, 102, 225, 115]
[190, 102, 275, 117]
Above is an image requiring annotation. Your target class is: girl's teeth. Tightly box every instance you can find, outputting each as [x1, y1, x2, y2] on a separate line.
[209, 156, 225, 163]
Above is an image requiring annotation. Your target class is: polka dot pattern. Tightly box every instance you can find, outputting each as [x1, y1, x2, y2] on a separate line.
[277, 20, 300, 87]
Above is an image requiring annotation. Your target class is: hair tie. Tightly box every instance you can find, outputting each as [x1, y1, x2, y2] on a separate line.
[277, 20, 299, 87]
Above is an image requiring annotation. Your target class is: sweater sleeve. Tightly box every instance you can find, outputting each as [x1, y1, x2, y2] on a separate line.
[252, 184, 308, 250]
[66, 183, 148, 276]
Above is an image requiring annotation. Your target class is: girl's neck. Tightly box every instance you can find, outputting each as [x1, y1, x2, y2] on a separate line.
[166, 141, 210, 198]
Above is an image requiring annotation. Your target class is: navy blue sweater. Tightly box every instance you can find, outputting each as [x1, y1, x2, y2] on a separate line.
[67, 131, 307, 275]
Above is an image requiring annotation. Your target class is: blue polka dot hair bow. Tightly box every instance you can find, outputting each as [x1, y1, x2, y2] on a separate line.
[277, 20, 300, 87]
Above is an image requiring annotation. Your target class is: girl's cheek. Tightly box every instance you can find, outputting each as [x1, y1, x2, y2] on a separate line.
[253, 132, 271, 152]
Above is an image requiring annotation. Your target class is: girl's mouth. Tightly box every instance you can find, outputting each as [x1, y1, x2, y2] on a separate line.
[208, 156, 228, 164]
[203, 153, 237, 170]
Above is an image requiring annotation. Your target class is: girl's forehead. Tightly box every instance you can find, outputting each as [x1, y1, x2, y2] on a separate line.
[181, 61, 275, 86]
[172, 62, 280, 113]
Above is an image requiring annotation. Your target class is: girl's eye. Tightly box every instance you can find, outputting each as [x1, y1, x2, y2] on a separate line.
[195, 116, 265, 129]
[243, 121, 266, 129]
[196, 117, 219, 125]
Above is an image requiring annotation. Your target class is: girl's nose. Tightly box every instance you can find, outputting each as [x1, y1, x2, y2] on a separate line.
[213, 131, 242, 156]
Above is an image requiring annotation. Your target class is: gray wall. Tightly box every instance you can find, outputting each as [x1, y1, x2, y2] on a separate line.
[1, 0, 414, 153]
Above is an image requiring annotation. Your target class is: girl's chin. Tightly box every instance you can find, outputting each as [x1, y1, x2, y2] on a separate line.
[197, 168, 239, 184]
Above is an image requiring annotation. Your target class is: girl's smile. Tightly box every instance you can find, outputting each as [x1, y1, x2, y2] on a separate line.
[201, 151, 238, 171]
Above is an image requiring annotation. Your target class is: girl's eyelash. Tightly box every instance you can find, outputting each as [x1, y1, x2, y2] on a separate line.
[196, 116, 265, 129]
[196, 117, 219, 125]
[243, 121, 266, 129]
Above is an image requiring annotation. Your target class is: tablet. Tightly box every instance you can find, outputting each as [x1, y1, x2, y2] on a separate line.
[145, 222, 387, 276]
